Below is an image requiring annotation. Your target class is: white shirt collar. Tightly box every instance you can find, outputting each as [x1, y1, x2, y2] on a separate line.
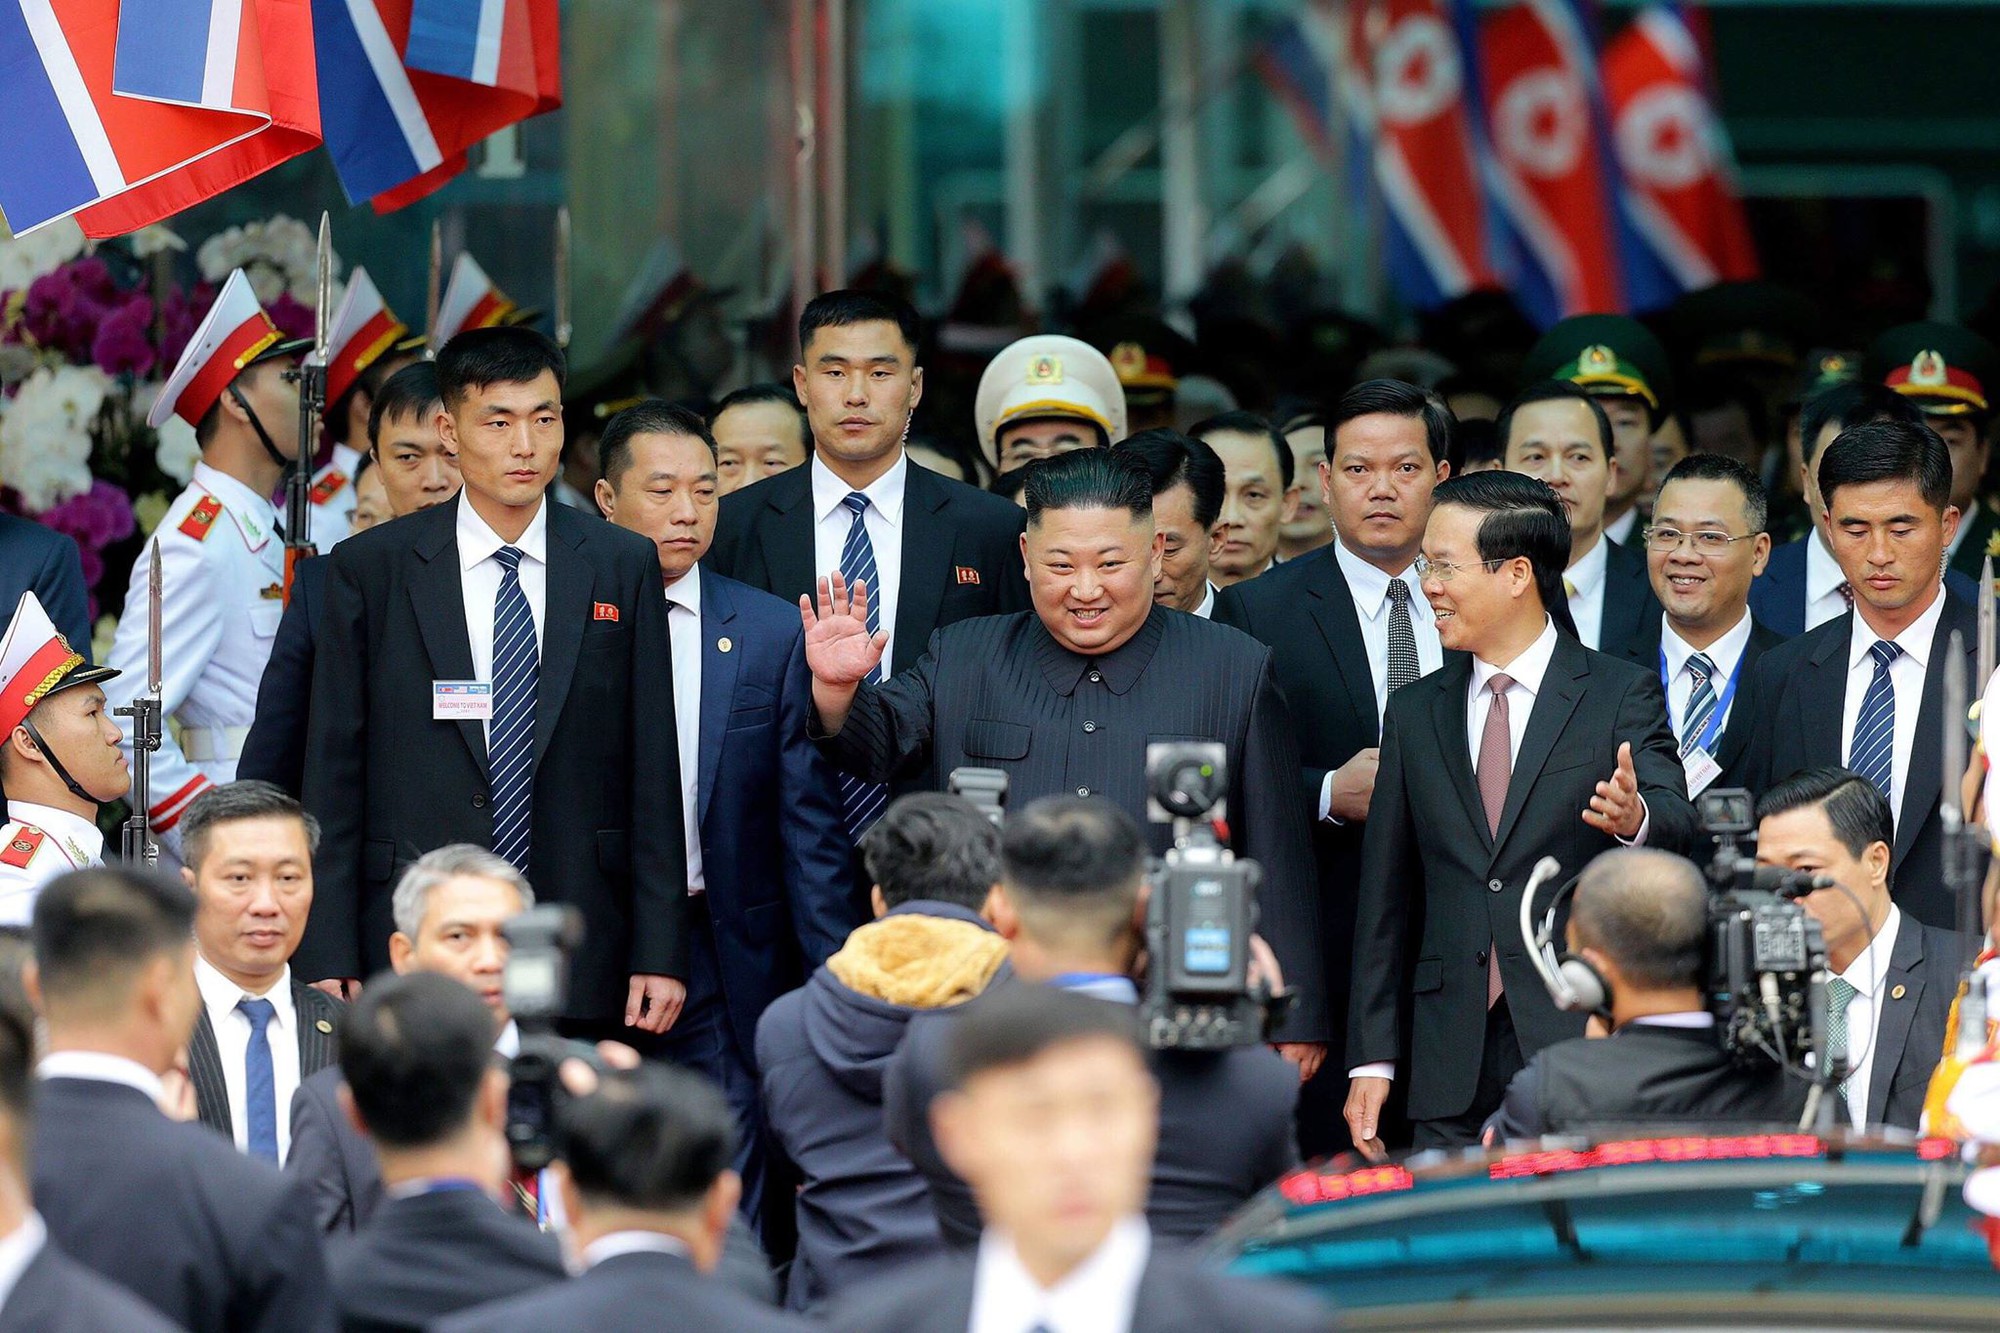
[1334, 538, 1428, 625]
[456, 493, 550, 574]
[493, 1019, 520, 1059]
[1660, 608, 1755, 686]
[1604, 507, 1640, 545]
[1472, 617, 1560, 697]
[1806, 529, 1846, 603]
[581, 1230, 692, 1270]
[2, 802, 102, 867]
[193, 951, 293, 1021]
[191, 461, 277, 548]
[37, 1051, 165, 1104]
[0, 1212, 46, 1313]
[1839, 904, 1903, 1000]
[1193, 582, 1216, 619]
[1949, 499, 1982, 559]
[811, 454, 908, 528]
[664, 564, 703, 617]
[1627, 1011, 1717, 1030]
[1565, 532, 1610, 598]
[1847, 581, 1946, 673]
[972, 1216, 1150, 1333]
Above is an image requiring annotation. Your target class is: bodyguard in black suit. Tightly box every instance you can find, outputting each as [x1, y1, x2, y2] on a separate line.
[0, 513, 90, 667]
[1346, 472, 1697, 1155]
[804, 450, 1326, 1048]
[0, 1245, 183, 1333]
[299, 329, 685, 1028]
[1755, 768, 1972, 1131]
[30, 865, 331, 1332]
[1215, 379, 1454, 1151]
[1742, 420, 1982, 930]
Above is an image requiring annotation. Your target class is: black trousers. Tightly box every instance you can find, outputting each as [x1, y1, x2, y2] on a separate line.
[1411, 997, 1524, 1151]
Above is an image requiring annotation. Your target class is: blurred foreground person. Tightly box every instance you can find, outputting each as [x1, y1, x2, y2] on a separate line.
[830, 987, 1330, 1333]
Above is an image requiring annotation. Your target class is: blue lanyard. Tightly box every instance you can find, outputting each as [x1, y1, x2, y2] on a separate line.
[1660, 646, 1745, 754]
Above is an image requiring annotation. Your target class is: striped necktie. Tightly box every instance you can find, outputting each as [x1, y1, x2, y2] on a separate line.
[837, 493, 888, 840]
[1679, 653, 1718, 758]
[489, 545, 539, 873]
[1847, 640, 1902, 801]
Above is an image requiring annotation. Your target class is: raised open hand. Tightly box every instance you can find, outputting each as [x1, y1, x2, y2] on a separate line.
[800, 572, 888, 686]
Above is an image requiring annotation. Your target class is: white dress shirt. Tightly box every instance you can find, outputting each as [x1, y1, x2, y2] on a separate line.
[36, 1050, 165, 1105]
[969, 1215, 1150, 1333]
[194, 953, 301, 1164]
[811, 455, 906, 673]
[580, 1229, 692, 1271]
[456, 496, 549, 743]
[1840, 587, 1945, 827]
[1603, 507, 1639, 547]
[1659, 609, 1755, 745]
[1804, 530, 1850, 633]
[664, 568, 705, 894]
[0, 1213, 46, 1315]
[1318, 541, 1445, 821]
[1836, 904, 1903, 1130]
[1192, 582, 1217, 619]
[1564, 533, 1610, 651]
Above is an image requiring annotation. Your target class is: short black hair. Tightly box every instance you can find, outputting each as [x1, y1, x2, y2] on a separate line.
[560, 1062, 736, 1214]
[339, 971, 494, 1149]
[1687, 368, 1770, 450]
[1756, 765, 1895, 864]
[1001, 796, 1147, 904]
[798, 289, 922, 359]
[861, 793, 1001, 911]
[31, 866, 196, 1012]
[368, 361, 443, 451]
[179, 781, 320, 876]
[435, 326, 567, 411]
[711, 383, 810, 455]
[1655, 453, 1769, 535]
[1113, 429, 1226, 531]
[940, 983, 1144, 1092]
[1798, 382, 1923, 467]
[1022, 446, 1154, 525]
[1816, 418, 1954, 515]
[1189, 410, 1294, 492]
[1329, 378, 1455, 467]
[1570, 849, 1708, 990]
[1430, 470, 1580, 639]
[1453, 417, 1501, 473]
[599, 399, 719, 488]
[1497, 380, 1616, 466]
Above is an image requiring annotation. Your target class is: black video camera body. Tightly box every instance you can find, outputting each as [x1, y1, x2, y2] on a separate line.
[500, 905, 601, 1173]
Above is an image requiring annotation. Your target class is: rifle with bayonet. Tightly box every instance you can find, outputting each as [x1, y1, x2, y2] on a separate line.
[284, 213, 332, 604]
[115, 539, 163, 866]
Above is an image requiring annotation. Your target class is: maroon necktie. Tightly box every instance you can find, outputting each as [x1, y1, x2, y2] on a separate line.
[1476, 674, 1514, 1006]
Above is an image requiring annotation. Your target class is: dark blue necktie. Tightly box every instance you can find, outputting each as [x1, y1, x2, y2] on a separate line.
[490, 545, 539, 873]
[1847, 639, 1902, 800]
[239, 997, 278, 1164]
[837, 492, 888, 839]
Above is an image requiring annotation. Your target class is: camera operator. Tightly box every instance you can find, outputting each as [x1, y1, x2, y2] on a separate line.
[885, 796, 1298, 1248]
[1756, 767, 1969, 1132]
[1483, 848, 1802, 1143]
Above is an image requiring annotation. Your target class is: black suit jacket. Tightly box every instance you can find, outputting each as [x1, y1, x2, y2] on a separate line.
[825, 1247, 1332, 1333]
[33, 1076, 332, 1332]
[432, 1249, 804, 1333]
[819, 607, 1326, 1037]
[1628, 613, 1787, 789]
[706, 460, 1030, 677]
[1749, 535, 1983, 638]
[1349, 633, 1698, 1122]
[327, 1186, 563, 1332]
[0, 1244, 184, 1333]
[238, 554, 327, 796]
[1868, 918, 1974, 1131]
[190, 976, 343, 1146]
[1741, 594, 1980, 929]
[1593, 537, 1664, 665]
[0, 514, 91, 664]
[287, 1063, 379, 1234]
[298, 496, 686, 1017]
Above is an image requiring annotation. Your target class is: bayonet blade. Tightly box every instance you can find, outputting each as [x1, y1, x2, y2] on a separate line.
[146, 538, 161, 696]
[1945, 630, 1969, 819]
[1981, 554, 1996, 692]
[425, 219, 443, 357]
[311, 212, 332, 366]
[554, 205, 572, 350]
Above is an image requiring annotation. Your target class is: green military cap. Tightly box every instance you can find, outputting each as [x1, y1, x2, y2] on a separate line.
[1865, 320, 1999, 417]
[1668, 281, 1817, 371]
[1521, 314, 1674, 413]
[1791, 348, 1861, 405]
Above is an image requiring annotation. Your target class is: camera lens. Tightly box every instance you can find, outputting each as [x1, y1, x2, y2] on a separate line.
[1154, 756, 1223, 819]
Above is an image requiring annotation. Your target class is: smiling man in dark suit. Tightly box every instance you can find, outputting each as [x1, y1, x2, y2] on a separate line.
[299, 327, 686, 1034]
[1346, 470, 1697, 1156]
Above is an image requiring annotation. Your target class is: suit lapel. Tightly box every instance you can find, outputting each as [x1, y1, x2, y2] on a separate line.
[292, 980, 337, 1074]
[1714, 620, 1780, 771]
[1867, 921, 1926, 1126]
[894, 466, 953, 676]
[758, 468, 817, 604]
[534, 506, 591, 770]
[1798, 616, 1852, 769]
[188, 1008, 232, 1138]
[696, 569, 737, 826]
[1896, 597, 1976, 868]
[409, 501, 486, 771]
[1493, 638, 1588, 854]
[1430, 659, 1489, 845]
[1306, 556, 1382, 747]
[1599, 543, 1653, 661]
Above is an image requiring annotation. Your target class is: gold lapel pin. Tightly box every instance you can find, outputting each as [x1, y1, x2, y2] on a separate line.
[718, 637, 732, 654]
[1890, 984, 1906, 1001]
[316, 1019, 335, 1033]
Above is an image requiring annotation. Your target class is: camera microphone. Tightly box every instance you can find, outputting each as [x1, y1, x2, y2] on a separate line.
[1765, 868, 1836, 900]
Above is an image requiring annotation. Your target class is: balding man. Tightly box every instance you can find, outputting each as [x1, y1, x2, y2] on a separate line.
[1483, 848, 1804, 1142]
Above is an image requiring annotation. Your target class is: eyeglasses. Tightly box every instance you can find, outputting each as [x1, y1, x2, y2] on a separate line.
[1414, 555, 1508, 582]
[1643, 526, 1759, 555]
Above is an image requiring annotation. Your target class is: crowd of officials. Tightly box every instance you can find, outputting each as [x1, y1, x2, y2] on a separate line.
[0, 261, 1994, 1329]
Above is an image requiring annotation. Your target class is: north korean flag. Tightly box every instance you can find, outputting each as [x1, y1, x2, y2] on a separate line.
[1603, 2, 1758, 300]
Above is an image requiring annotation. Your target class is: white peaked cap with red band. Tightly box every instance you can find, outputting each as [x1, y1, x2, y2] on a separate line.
[0, 591, 116, 738]
[326, 267, 412, 407]
[432, 253, 519, 351]
[147, 269, 292, 430]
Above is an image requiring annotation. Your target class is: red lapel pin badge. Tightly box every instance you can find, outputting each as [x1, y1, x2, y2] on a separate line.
[593, 602, 619, 622]
[955, 566, 980, 586]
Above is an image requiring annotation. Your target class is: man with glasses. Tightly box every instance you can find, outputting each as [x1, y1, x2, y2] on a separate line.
[1639, 455, 1782, 794]
[1345, 471, 1695, 1156]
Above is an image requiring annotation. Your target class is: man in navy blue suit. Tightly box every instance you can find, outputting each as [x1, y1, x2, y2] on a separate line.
[0, 514, 90, 665]
[595, 399, 856, 1224]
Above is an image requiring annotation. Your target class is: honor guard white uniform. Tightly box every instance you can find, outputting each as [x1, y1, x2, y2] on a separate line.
[104, 270, 304, 850]
[305, 442, 361, 550]
[0, 802, 102, 922]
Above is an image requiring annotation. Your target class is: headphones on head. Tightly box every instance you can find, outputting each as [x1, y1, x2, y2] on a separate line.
[1517, 856, 1614, 1023]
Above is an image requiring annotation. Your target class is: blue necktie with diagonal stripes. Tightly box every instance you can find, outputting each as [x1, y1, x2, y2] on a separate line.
[1847, 639, 1902, 802]
[837, 492, 888, 840]
[489, 545, 538, 873]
